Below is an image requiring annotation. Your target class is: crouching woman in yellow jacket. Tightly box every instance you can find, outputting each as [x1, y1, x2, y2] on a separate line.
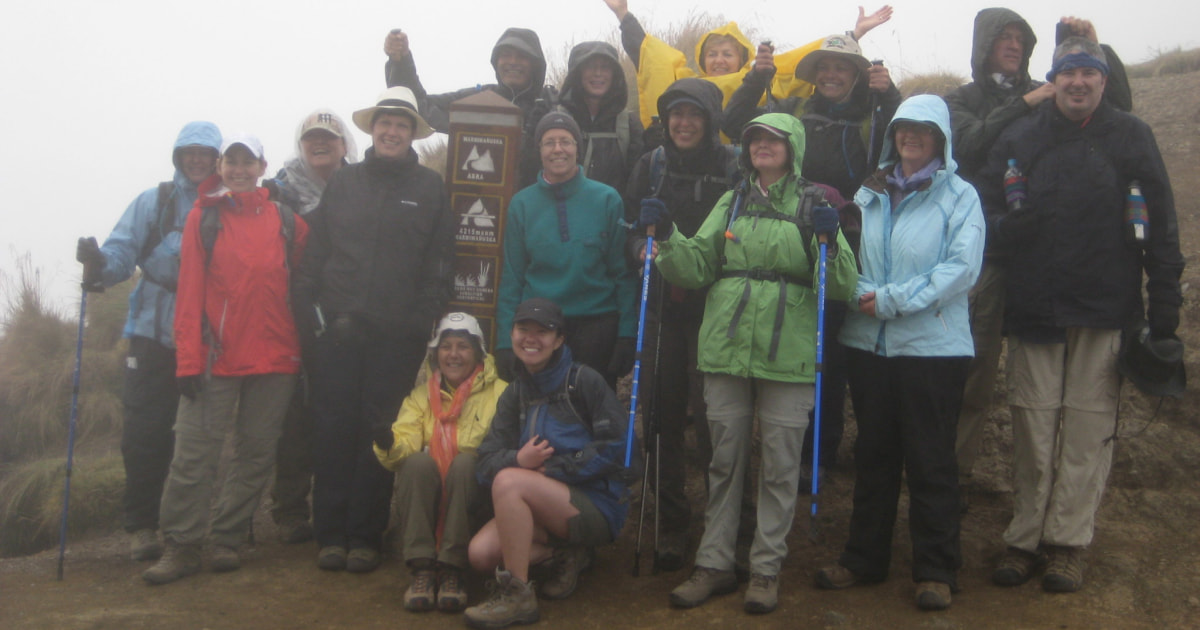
[374, 313, 508, 614]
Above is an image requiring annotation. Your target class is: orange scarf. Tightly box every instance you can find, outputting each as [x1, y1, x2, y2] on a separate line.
[427, 363, 483, 542]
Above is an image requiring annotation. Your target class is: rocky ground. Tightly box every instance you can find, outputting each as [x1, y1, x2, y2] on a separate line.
[3, 72, 1199, 629]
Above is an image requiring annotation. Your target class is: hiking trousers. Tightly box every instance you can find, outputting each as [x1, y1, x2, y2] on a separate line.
[120, 336, 178, 533]
[393, 451, 479, 569]
[159, 373, 295, 548]
[1003, 328, 1120, 552]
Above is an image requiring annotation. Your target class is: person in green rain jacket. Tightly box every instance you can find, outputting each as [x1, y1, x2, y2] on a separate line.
[637, 112, 857, 614]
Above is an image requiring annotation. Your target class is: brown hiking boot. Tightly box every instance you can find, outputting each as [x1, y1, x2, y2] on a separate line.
[404, 568, 437, 612]
[437, 567, 468, 612]
[744, 573, 779, 614]
[915, 581, 952, 610]
[208, 545, 240, 572]
[130, 529, 163, 562]
[992, 546, 1042, 586]
[142, 542, 201, 585]
[815, 564, 858, 589]
[669, 566, 737, 608]
[1042, 545, 1086, 593]
[464, 569, 539, 629]
[538, 546, 592, 600]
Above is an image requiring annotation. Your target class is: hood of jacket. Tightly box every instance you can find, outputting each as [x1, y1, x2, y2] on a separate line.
[970, 8, 1037, 84]
[695, 22, 753, 78]
[562, 41, 628, 117]
[738, 112, 806, 180]
[490, 27, 548, 101]
[171, 121, 222, 173]
[877, 94, 957, 175]
[656, 77, 724, 154]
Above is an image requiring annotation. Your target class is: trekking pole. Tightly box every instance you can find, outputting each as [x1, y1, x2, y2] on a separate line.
[809, 236, 829, 544]
[628, 226, 655, 576]
[866, 60, 885, 169]
[57, 287, 89, 580]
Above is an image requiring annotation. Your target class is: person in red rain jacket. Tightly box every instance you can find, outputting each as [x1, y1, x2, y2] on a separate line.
[143, 133, 309, 585]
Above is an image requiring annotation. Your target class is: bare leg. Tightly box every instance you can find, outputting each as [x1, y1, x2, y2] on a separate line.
[477, 468, 580, 582]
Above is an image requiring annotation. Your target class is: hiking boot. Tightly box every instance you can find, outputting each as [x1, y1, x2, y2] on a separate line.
[669, 566, 737, 608]
[346, 547, 381, 573]
[1042, 545, 1085, 593]
[464, 569, 539, 629]
[130, 529, 163, 562]
[142, 542, 201, 585]
[317, 545, 347, 571]
[276, 518, 314, 544]
[209, 545, 240, 572]
[538, 546, 592, 600]
[992, 547, 1042, 586]
[404, 568, 437, 612]
[437, 567, 468, 612]
[915, 581, 952, 610]
[815, 564, 857, 589]
[744, 573, 779, 614]
[655, 532, 687, 572]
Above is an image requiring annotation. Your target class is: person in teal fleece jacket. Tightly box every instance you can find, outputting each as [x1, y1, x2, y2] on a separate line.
[495, 112, 637, 387]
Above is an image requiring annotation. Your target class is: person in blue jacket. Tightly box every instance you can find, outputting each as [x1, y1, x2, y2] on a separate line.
[75, 121, 222, 563]
[465, 298, 632, 629]
[815, 95, 984, 611]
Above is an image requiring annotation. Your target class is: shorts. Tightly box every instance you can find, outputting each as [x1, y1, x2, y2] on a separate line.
[549, 486, 612, 548]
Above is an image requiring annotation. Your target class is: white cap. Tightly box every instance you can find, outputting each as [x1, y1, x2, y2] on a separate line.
[428, 312, 487, 352]
[220, 132, 265, 160]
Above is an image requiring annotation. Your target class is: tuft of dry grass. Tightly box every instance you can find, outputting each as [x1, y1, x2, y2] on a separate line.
[0, 454, 124, 557]
[1127, 47, 1200, 78]
[898, 72, 968, 98]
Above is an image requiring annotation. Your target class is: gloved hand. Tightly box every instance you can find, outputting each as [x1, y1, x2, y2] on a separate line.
[812, 205, 840, 238]
[607, 337, 637, 379]
[997, 206, 1041, 245]
[177, 375, 204, 401]
[76, 236, 105, 292]
[373, 422, 395, 452]
[494, 348, 516, 382]
[638, 198, 673, 238]
[1149, 306, 1180, 340]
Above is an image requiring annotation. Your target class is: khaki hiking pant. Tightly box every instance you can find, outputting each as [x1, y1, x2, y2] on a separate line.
[1003, 328, 1120, 552]
[160, 373, 295, 548]
[392, 451, 479, 570]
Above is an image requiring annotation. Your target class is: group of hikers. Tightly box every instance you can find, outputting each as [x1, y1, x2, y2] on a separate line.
[76, 2, 1184, 626]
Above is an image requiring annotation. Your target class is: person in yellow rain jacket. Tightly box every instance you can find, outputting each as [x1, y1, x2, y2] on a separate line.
[603, 1, 893, 130]
[373, 313, 508, 614]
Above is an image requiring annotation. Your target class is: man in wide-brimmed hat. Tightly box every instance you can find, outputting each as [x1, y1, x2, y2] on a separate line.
[294, 85, 456, 575]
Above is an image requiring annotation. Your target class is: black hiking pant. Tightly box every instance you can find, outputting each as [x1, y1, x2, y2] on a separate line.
[120, 336, 178, 533]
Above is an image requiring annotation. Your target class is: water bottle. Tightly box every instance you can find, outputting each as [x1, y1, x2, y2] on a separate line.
[1125, 180, 1148, 245]
[1004, 159, 1026, 211]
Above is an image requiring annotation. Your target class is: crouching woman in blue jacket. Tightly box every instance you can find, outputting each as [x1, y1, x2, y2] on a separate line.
[815, 95, 984, 611]
[464, 298, 633, 629]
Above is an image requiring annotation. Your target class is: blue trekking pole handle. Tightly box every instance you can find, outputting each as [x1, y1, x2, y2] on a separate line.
[811, 239, 828, 504]
[57, 287, 87, 580]
[625, 227, 656, 467]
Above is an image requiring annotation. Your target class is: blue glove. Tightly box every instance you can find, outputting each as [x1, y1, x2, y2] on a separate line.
[812, 205, 839, 238]
[638, 198, 673, 238]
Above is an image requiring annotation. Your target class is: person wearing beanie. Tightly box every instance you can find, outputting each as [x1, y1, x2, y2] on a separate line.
[144, 133, 311, 585]
[978, 37, 1183, 593]
[384, 26, 559, 187]
[494, 112, 638, 390]
[294, 86, 456, 574]
[75, 121, 222, 564]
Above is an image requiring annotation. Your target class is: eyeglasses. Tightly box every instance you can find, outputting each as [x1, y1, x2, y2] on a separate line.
[540, 139, 577, 149]
[894, 123, 935, 137]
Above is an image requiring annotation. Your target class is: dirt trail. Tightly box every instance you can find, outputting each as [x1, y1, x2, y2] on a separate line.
[4, 73, 1200, 630]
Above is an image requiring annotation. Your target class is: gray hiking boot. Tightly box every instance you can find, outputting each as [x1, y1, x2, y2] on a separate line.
[437, 566, 468, 612]
[346, 547, 381, 573]
[669, 566, 738, 608]
[316, 545, 347, 571]
[538, 546, 592, 600]
[464, 569, 539, 629]
[130, 529, 163, 562]
[1042, 545, 1086, 593]
[915, 581, 952, 610]
[142, 542, 202, 585]
[209, 545, 240, 572]
[744, 573, 779, 614]
[404, 568, 437, 612]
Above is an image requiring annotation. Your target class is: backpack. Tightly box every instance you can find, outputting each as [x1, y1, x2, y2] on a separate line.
[138, 181, 178, 264]
[579, 110, 632, 172]
[197, 203, 297, 268]
[718, 178, 830, 282]
[647, 144, 742, 200]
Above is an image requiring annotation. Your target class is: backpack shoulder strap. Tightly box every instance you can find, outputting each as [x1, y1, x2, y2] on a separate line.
[139, 181, 177, 262]
[199, 206, 222, 267]
[277, 204, 297, 267]
[648, 146, 668, 198]
[616, 111, 631, 158]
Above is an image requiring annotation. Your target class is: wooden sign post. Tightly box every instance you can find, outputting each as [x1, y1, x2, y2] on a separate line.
[445, 91, 523, 351]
